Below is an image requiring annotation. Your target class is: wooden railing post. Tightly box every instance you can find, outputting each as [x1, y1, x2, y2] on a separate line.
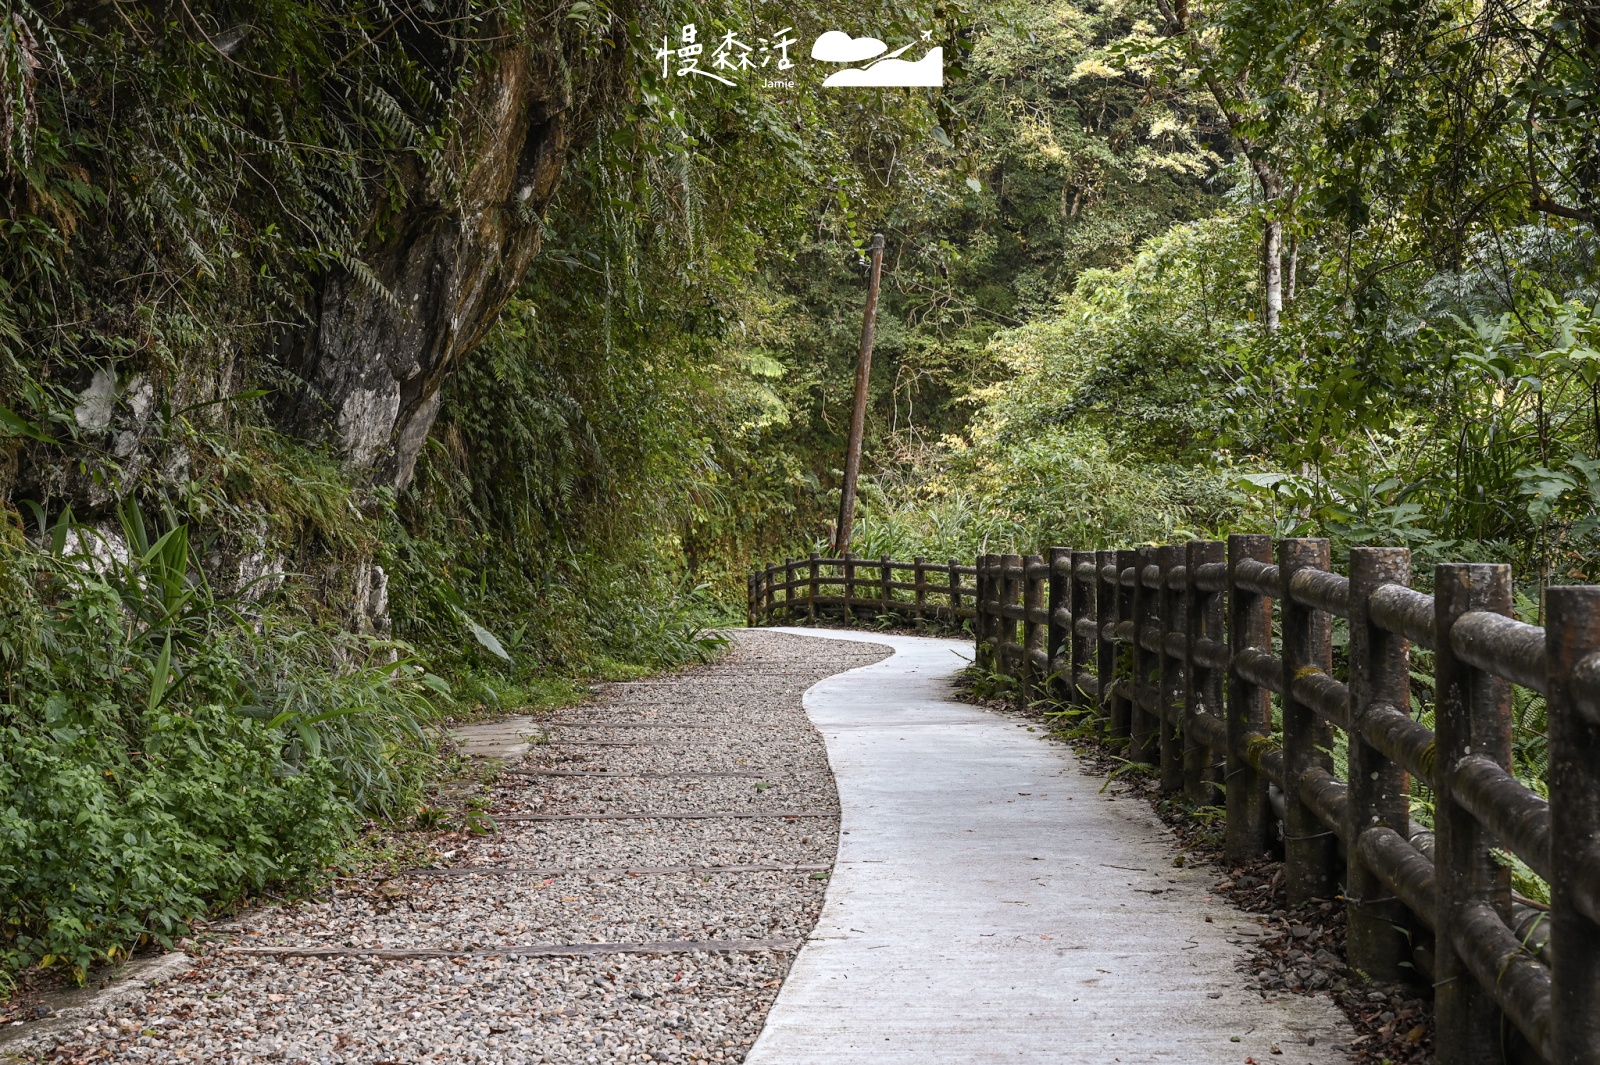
[948, 559, 962, 627]
[1279, 537, 1339, 906]
[1184, 540, 1225, 804]
[1001, 552, 1024, 695]
[913, 556, 928, 621]
[1433, 563, 1514, 1065]
[1545, 585, 1600, 1065]
[985, 555, 997, 668]
[976, 555, 995, 670]
[807, 552, 820, 622]
[1112, 548, 1138, 742]
[1047, 546, 1072, 702]
[984, 554, 1001, 679]
[843, 551, 857, 622]
[1129, 546, 1159, 764]
[1072, 549, 1098, 711]
[1345, 547, 1414, 981]
[782, 558, 794, 618]
[748, 572, 758, 627]
[1226, 534, 1273, 866]
[979, 550, 992, 674]
[1096, 549, 1117, 732]
[1021, 553, 1046, 705]
[1157, 544, 1184, 793]
[764, 562, 777, 619]
[880, 555, 893, 617]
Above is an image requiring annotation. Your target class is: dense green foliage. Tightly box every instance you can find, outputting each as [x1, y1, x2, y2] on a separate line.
[691, 0, 1227, 575]
[850, 0, 1600, 598]
[0, 0, 739, 981]
[0, 503, 444, 977]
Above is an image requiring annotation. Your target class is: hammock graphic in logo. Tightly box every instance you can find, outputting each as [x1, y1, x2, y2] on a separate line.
[812, 31, 943, 87]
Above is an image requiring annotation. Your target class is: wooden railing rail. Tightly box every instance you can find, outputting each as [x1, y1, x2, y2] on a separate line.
[747, 552, 977, 627]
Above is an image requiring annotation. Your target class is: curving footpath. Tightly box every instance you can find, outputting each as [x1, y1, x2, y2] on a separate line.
[749, 629, 1355, 1065]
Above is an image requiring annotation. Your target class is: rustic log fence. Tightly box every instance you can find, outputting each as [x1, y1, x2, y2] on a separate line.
[749, 538, 1600, 1065]
[746, 552, 977, 627]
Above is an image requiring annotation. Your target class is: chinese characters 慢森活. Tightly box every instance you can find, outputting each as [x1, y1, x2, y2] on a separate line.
[657, 24, 796, 85]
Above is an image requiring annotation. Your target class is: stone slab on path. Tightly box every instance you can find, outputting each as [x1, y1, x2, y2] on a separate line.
[451, 714, 540, 762]
[747, 628, 1355, 1065]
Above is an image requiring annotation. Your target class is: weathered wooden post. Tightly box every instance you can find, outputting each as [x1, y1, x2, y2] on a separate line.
[984, 554, 1001, 677]
[913, 556, 928, 622]
[1047, 546, 1072, 702]
[1184, 540, 1225, 804]
[985, 556, 998, 665]
[948, 559, 962, 627]
[1344, 547, 1414, 980]
[1433, 563, 1514, 1064]
[763, 562, 777, 619]
[976, 555, 996, 670]
[782, 558, 795, 618]
[1129, 546, 1158, 765]
[1545, 585, 1600, 1065]
[1112, 548, 1138, 742]
[880, 555, 893, 618]
[1279, 538, 1339, 906]
[1156, 544, 1184, 792]
[1096, 549, 1118, 732]
[985, 550, 998, 668]
[843, 551, 857, 623]
[1001, 552, 1024, 695]
[983, 555, 997, 667]
[1021, 553, 1046, 705]
[748, 572, 758, 627]
[1226, 534, 1274, 866]
[807, 552, 820, 622]
[1072, 549, 1098, 710]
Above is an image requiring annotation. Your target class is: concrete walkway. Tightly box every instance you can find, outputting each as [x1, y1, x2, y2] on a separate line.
[748, 628, 1354, 1065]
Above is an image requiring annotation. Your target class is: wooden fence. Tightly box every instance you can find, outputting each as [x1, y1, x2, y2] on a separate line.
[747, 552, 977, 627]
[750, 538, 1600, 1065]
[978, 539, 1600, 1065]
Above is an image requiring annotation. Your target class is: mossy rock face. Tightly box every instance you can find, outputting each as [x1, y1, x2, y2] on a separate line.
[1, 3, 616, 516]
[287, 26, 581, 493]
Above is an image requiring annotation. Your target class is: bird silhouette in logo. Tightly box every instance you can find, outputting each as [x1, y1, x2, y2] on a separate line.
[812, 30, 943, 87]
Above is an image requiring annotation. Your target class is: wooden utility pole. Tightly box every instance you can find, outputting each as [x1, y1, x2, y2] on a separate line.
[834, 232, 885, 554]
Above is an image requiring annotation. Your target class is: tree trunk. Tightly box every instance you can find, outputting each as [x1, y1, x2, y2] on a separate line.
[1263, 217, 1283, 332]
[1151, 0, 1289, 334]
[1286, 234, 1299, 304]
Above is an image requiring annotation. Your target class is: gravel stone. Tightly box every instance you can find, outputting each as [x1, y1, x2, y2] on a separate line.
[20, 631, 889, 1064]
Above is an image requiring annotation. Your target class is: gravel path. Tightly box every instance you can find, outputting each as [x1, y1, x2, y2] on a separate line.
[14, 630, 889, 1065]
